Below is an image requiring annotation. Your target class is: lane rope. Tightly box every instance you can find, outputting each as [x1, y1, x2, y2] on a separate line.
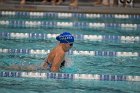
[0, 20, 139, 29]
[0, 48, 139, 57]
[0, 11, 139, 19]
[0, 32, 139, 43]
[0, 71, 139, 81]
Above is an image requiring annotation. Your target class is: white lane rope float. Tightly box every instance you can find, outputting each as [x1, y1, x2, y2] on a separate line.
[0, 71, 139, 81]
[0, 48, 139, 57]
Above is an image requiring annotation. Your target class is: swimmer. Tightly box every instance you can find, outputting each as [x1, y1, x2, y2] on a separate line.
[0, 32, 74, 72]
[42, 32, 74, 72]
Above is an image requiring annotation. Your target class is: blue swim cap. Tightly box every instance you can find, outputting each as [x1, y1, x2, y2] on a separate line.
[56, 32, 74, 43]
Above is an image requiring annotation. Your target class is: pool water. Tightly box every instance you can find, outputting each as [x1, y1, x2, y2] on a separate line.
[0, 11, 140, 93]
[0, 78, 140, 93]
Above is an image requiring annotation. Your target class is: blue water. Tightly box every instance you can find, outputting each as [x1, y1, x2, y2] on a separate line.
[0, 78, 140, 93]
[0, 12, 140, 93]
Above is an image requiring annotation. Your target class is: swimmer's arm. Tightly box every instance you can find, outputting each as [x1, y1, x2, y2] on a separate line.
[51, 53, 64, 72]
[0, 64, 37, 71]
[41, 57, 48, 69]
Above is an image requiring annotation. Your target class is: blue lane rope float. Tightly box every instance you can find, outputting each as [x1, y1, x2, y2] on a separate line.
[0, 48, 139, 57]
[0, 11, 140, 19]
[0, 71, 139, 81]
[0, 20, 139, 29]
[0, 32, 140, 43]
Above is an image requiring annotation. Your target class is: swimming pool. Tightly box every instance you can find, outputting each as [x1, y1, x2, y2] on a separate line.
[0, 11, 140, 93]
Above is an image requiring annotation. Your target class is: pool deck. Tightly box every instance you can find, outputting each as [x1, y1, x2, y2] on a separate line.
[0, 3, 140, 14]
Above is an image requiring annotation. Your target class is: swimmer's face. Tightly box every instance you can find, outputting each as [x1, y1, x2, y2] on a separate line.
[65, 43, 73, 51]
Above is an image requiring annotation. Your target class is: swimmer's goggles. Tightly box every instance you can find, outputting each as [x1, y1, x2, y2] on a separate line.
[69, 43, 73, 46]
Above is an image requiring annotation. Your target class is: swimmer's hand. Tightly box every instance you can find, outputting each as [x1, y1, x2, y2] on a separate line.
[40, 62, 48, 70]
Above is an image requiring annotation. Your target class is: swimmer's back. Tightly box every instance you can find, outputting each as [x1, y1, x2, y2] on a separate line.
[47, 45, 65, 64]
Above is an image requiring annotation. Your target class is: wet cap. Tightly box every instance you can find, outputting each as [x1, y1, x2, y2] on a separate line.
[56, 32, 74, 43]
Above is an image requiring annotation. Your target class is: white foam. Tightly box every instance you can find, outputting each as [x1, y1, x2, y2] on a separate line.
[65, 57, 73, 67]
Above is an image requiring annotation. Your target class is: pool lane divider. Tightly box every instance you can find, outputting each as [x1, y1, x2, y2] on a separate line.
[0, 20, 139, 29]
[0, 32, 139, 43]
[0, 11, 140, 19]
[0, 71, 139, 81]
[0, 48, 139, 57]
